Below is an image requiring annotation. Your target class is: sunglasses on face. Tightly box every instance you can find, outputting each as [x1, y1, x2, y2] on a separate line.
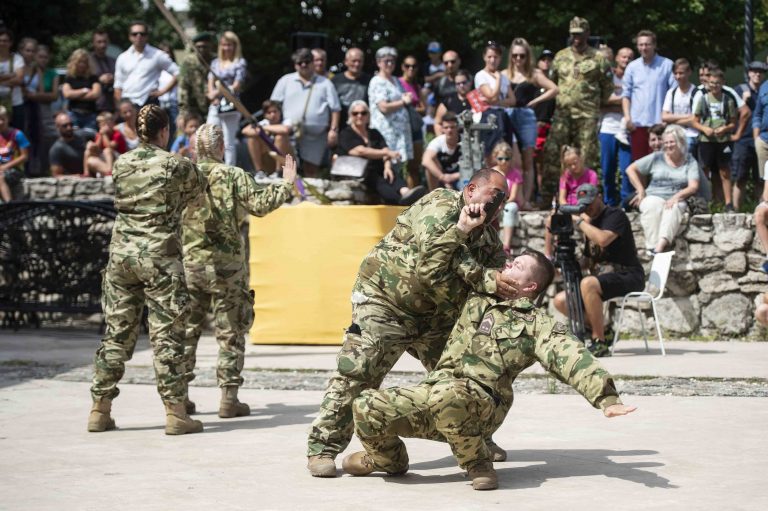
[496, 156, 510, 161]
[130, 32, 147, 37]
[512, 53, 526, 59]
[455, 80, 469, 87]
[351, 111, 369, 116]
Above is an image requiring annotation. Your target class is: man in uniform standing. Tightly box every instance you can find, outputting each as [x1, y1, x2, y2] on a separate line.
[343, 250, 635, 490]
[307, 169, 516, 477]
[177, 32, 214, 128]
[542, 17, 613, 204]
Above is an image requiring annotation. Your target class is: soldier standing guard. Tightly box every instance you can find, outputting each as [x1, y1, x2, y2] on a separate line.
[88, 105, 208, 435]
[307, 169, 517, 477]
[181, 124, 296, 417]
[177, 33, 213, 128]
[541, 17, 613, 204]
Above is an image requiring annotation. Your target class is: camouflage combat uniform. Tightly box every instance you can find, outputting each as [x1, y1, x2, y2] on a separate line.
[307, 188, 507, 458]
[181, 159, 292, 388]
[91, 143, 207, 404]
[542, 46, 613, 203]
[177, 52, 209, 122]
[352, 292, 622, 474]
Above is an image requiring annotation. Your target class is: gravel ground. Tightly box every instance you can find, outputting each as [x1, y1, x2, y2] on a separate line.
[2, 361, 767, 397]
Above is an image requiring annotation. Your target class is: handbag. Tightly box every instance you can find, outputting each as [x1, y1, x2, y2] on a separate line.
[330, 155, 369, 179]
[406, 104, 422, 134]
[466, 89, 490, 114]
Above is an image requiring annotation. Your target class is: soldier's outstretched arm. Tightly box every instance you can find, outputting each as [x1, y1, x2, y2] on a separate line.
[233, 155, 296, 217]
[604, 404, 637, 417]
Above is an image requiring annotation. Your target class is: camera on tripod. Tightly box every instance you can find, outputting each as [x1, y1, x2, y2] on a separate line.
[549, 202, 588, 341]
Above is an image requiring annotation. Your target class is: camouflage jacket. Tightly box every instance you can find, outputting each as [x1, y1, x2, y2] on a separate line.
[177, 52, 209, 121]
[425, 293, 621, 410]
[110, 143, 207, 259]
[551, 46, 613, 119]
[182, 159, 292, 267]
[356, 188, 506, 317]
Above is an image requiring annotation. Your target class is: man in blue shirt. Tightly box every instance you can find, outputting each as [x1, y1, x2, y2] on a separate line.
[621, 30, 676, 161]
[752, 68, 768, 273]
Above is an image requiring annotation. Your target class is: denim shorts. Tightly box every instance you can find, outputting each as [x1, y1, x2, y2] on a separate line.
[505, 107, 537, 150]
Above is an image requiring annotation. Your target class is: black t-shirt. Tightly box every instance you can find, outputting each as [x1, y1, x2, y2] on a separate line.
[332, 72, 371, 125]
[65, 75, 99, 113]
[49, 131, 92, 175]
[434, 75, 457, 106]
[440, 93, 470, 115]
[511, 81, 538, 108]
[337, 126, 386, 177]
[587, 206, 641, 268]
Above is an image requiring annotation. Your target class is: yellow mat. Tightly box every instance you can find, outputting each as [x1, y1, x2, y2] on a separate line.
[248, 203, 403, 344]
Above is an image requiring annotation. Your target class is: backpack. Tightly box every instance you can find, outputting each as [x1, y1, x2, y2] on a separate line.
[669, 85, 696, 114]
[697, 90, 736, 125]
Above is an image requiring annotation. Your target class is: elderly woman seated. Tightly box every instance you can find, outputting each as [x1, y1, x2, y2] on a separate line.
[336, 100, 425, 205]
[626, 124, 699, 255]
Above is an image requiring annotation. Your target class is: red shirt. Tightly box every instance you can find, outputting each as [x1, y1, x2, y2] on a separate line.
[96, 130, 127, 154]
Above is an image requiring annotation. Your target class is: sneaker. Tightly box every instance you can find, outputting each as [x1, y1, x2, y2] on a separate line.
[588, 339, 613, 358]
[761, 260, 768, 274]
[645, 248, 657, 257]
[399, 185, 427, 206]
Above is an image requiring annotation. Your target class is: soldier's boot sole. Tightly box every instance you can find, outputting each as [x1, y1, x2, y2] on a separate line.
[87, 399, 116, 432]
[164, 402, 204, 435]
[468, 462, 499, 491]
[307, 455, 337, 478]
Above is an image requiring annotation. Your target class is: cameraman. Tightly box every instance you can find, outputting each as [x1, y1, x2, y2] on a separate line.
[553, 184, 644, 357]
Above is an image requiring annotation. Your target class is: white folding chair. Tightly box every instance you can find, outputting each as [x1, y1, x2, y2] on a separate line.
[610, 251, 674, 356]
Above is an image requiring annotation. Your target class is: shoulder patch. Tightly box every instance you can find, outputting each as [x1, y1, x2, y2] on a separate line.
[478, 314, 495, 335]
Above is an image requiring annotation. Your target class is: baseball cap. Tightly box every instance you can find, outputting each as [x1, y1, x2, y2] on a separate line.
[569, 17, 590, 34]
[575, 184, 599, 207]
[427, 41, 442, 54]
[538, 49, 554, 60]
[748, 61, 768, 72]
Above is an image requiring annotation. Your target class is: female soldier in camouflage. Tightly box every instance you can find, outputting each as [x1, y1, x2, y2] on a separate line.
[88, 104, 208, 435]
[182, 124, 296, 418]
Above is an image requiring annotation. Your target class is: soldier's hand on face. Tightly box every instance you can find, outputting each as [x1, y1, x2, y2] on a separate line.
[457, 203, 486, 233]
[603, 404, 637, 417]
[281, 154, 297, 185]
[494, 272, 519, 300]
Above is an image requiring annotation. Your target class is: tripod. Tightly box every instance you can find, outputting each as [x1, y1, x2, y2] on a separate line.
[550, 210, 587, 341]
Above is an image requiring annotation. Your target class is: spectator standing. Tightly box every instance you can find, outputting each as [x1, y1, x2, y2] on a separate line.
[0, 28, 24, 130]
[271, 48, 341, 177]
[206, 32, 246, 166]
[626, 124, 700, 254]
[504, 37, 558, 205]
[114, 21, 179, 108]
[332, 48, 371, 127]
[26, 45, 59, 176]
[19, 38, 40, 168]
[732, 61, 767, 210]
[0, 105, 30, 202]
[662, 58, 703, 158]
[433, 69, 472, 134]
[422, 111, 462, 190]
[621, 30, 675, 161]
[49, 111, 93, 177]
[368, 47, 413, 169]
[157, 44, 179, 135]
[433, 50, 461, 105]
[692, 69, 737, 210]
[533, 49, 556, 199]
[599, 47, 634, 207]
[62, 49, 102, 131]
[542, 17, 612, 205]
[89, 30, 116, 113]
[753, 62, 768, 193]
[116, 99, 140, 151]
[312, 48, 332, 79]
[177, 32, 213, 126]
[399, 55, 426, 188]
[475, 41, 515, 159]
[422, 41, 445, 88]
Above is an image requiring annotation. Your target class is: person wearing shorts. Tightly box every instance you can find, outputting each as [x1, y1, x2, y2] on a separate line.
[553, 184, 644, 357]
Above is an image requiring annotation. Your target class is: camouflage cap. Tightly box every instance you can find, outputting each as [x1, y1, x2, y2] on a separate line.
[569, 17, 590, 34]
[575, 183, 599, 206]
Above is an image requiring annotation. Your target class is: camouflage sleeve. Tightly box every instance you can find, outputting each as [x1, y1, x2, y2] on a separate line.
[177, 157, 208, 208]
[232, 168, 292, 217]
[533, 320, 622, 410]
[598, 56, 614, 106]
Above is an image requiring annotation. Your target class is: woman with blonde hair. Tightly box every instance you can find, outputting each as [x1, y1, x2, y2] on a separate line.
[503, 37, 558, 206]
[206, 31, 247, 165]
[62, 48, 102, 130]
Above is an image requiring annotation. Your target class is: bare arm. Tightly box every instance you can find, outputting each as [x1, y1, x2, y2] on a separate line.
[377, 95, 410, 115]
[433, 103, 447, 135]
[0, 147, 28, 173]
[527, 70, 558, 108]
[577, 215, 619, 248]
[83, 81, 102, 101]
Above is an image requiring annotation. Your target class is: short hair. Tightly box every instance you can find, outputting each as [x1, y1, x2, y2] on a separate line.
[196, 123, 225, 162]
[701, 59, 719, 71]
[345, 47, 364, 59]
[312, 48, 326, 59]
[648, 123, 665, 137]
[674, 58, 691, 72]
[455, 69, 472, 82]
[635, 29, 657, 45]
[136, 104, 168, 143]
[93, 29, 109, 39]
[662, 124, 689, 158]
[346, 100, 369, 125]
[441, 111, 458, 124]
[262, 100, 281, 112]
[292, 47, 312, 64]
[375, 46, 397, 60]
[470, 167, 507, 188]
[54, 110, 72, 124]
[709, 68, 725, 80]
[521, 249, 556, 298]
[182, 111, 202, 126]
[129, 21, 149, 33]
[96, 111, 114, 125]
[484, 40, 503, 55]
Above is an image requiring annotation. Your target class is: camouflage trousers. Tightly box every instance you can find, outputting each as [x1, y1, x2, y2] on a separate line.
[541, 114, 601, 204]
[306, 292, 456, 457]
[91, 254, 190, 404]
[352, 378, 510, 472]
[183, 262, 254, 388]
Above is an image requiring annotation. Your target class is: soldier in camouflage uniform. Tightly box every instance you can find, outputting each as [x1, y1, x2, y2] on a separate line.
[307, 169, 517, 477]
[344, 250, 636, 490]
[177, 33, 213, 125]
[181, 124, 296, 418]
[88, 105, 208, 436]
[541, 17, 614, 204]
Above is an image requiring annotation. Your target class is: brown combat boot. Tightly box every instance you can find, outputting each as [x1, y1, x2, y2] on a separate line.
[87, 399, 116, 432]
[185, 398, 196, 415]
[467, 461, 498, 490]
[486, 439, 508, 462]
[164, 401, 204, 435]
[218, 386, 250, 418]
[307, 454, 337, 478]
[342, 451, 408, 476]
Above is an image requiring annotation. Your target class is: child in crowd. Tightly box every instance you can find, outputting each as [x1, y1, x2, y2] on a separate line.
[692, 68, 737, 211]
[84, 112, 126, 177]
[171, 113, 201, 160]
[0, 106, 30, 202]
[95, 112, 127, 155]
[491, 142, 524, 254]
[242, 100, 294, 175]
[544, 145, 599, 258]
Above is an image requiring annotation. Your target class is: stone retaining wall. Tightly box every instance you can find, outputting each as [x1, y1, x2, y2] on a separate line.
[21, 177, 768, 340]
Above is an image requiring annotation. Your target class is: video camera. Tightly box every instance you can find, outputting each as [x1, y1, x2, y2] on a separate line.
[549, 202, 587, 341]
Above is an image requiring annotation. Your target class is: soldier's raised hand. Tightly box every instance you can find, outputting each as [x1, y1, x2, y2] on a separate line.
[603, 404, 637, 417]
[282, 154, 297, 185]
[457, 203, 486, 233]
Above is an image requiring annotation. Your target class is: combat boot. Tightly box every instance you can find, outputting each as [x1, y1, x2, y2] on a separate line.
[342, 451, 409, 476]
[307, 454, 337, 478]
[467, 461, 498, 490]
[486, 439, 508, 462]
[87, 399, 116, 432]
[164, 401, 204, 435]
[185, 398, 196, 415]
[218, 386, 250, 418]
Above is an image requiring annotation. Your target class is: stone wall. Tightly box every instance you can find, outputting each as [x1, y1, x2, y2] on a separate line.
[20, 177, 768, 340]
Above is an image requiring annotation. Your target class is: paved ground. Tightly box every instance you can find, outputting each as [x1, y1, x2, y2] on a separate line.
[0, 330, 767, 510]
